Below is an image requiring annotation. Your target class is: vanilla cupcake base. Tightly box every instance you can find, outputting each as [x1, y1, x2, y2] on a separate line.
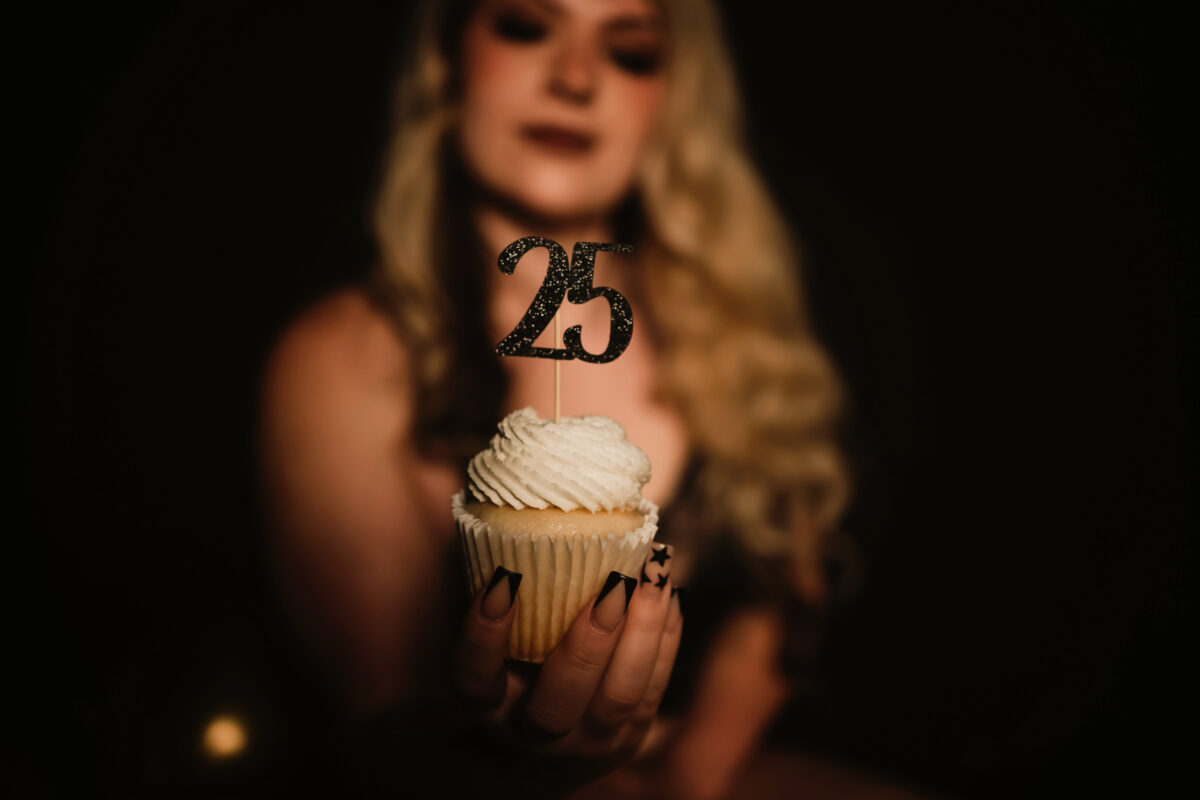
[451, 490, 659, 663]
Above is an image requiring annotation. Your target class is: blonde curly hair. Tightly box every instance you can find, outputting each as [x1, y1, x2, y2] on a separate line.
[370, 0, 850, 591]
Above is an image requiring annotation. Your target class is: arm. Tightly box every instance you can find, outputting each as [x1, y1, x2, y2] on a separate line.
[259, 289, 453, 714]
[573, 607, 791, 800]
[577, 518, 829, 800]
[650, 519, 831, 798]
[663, 607, 792, 798]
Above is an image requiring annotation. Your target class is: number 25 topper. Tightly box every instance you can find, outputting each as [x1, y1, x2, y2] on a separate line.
[495, 236, 634, 363]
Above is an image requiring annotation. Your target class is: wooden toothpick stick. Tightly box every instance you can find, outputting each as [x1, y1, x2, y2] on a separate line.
[554, 311, 562, 423]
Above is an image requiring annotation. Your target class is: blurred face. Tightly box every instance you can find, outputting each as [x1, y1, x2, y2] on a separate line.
[456, 0, 667, 222]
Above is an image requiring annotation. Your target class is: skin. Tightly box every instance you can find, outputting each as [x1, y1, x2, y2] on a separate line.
[262, 0, 808, 797]
[457, 0, 667, 223]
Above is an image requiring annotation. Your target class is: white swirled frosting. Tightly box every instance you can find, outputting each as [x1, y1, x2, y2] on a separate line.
[467, 407, 651, 512]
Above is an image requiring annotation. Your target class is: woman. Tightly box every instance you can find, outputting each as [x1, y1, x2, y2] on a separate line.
[261, 0, 849, 796]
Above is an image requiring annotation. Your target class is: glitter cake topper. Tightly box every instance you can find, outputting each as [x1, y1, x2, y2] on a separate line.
[495, 236, 634, 364]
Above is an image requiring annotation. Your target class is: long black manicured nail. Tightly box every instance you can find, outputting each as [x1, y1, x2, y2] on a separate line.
[641, 543, 673, 590]
[593, 571, 636, 630]
[481, 566, 522, 620]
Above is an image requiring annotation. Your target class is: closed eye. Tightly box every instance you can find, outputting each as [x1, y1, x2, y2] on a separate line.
[493, 11, 548, 43]
[610, 47, 661, 76]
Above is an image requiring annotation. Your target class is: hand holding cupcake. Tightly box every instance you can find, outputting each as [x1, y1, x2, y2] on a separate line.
[452, 407, 663, 662]
[449, 409, 683, 786]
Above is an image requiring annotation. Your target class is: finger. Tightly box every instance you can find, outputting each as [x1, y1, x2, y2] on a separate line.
[631, 585, 684, 729]
[587, 544, 675, 729]
[452, 566, 522, 712]
[519, 570, 636, 739]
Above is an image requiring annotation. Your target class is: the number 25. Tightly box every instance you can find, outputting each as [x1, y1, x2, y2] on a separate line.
[494, 236, 634, 364]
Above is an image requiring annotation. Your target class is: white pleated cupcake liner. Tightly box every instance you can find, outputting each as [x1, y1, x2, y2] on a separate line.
[451, 490, 659, 663]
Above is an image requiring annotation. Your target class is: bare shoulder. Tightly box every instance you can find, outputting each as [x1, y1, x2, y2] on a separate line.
[259, 289, 450, 711]
[265, 287, 408, 393]
[260, 286, 419, 473]
[263, 287, 411, 420]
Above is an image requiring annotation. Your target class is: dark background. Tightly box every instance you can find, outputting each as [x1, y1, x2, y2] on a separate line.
[12, 1, 1193, 797]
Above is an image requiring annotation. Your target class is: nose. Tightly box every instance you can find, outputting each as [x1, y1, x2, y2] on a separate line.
[547, 35, 597, 105]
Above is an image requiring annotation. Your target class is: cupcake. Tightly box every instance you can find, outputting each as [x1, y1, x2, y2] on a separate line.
[451, 407, 659, 662]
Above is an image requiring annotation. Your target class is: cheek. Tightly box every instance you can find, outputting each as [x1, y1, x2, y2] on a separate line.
[457, 35, 531, 191]
[626, 82, 667, 133]
[603, 81, 666, 163]
[459, 32, 533, 134]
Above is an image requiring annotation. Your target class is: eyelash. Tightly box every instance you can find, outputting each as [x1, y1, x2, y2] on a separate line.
[491, 12, 663, 77]
[492, 12, 546, 43]
[610, 48, 661, 76]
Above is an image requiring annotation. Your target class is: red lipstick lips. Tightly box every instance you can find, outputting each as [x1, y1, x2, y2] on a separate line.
[521, 124, 595, 153]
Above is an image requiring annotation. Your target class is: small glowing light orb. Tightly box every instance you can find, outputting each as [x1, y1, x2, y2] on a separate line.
[202, 714, 247, 758]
